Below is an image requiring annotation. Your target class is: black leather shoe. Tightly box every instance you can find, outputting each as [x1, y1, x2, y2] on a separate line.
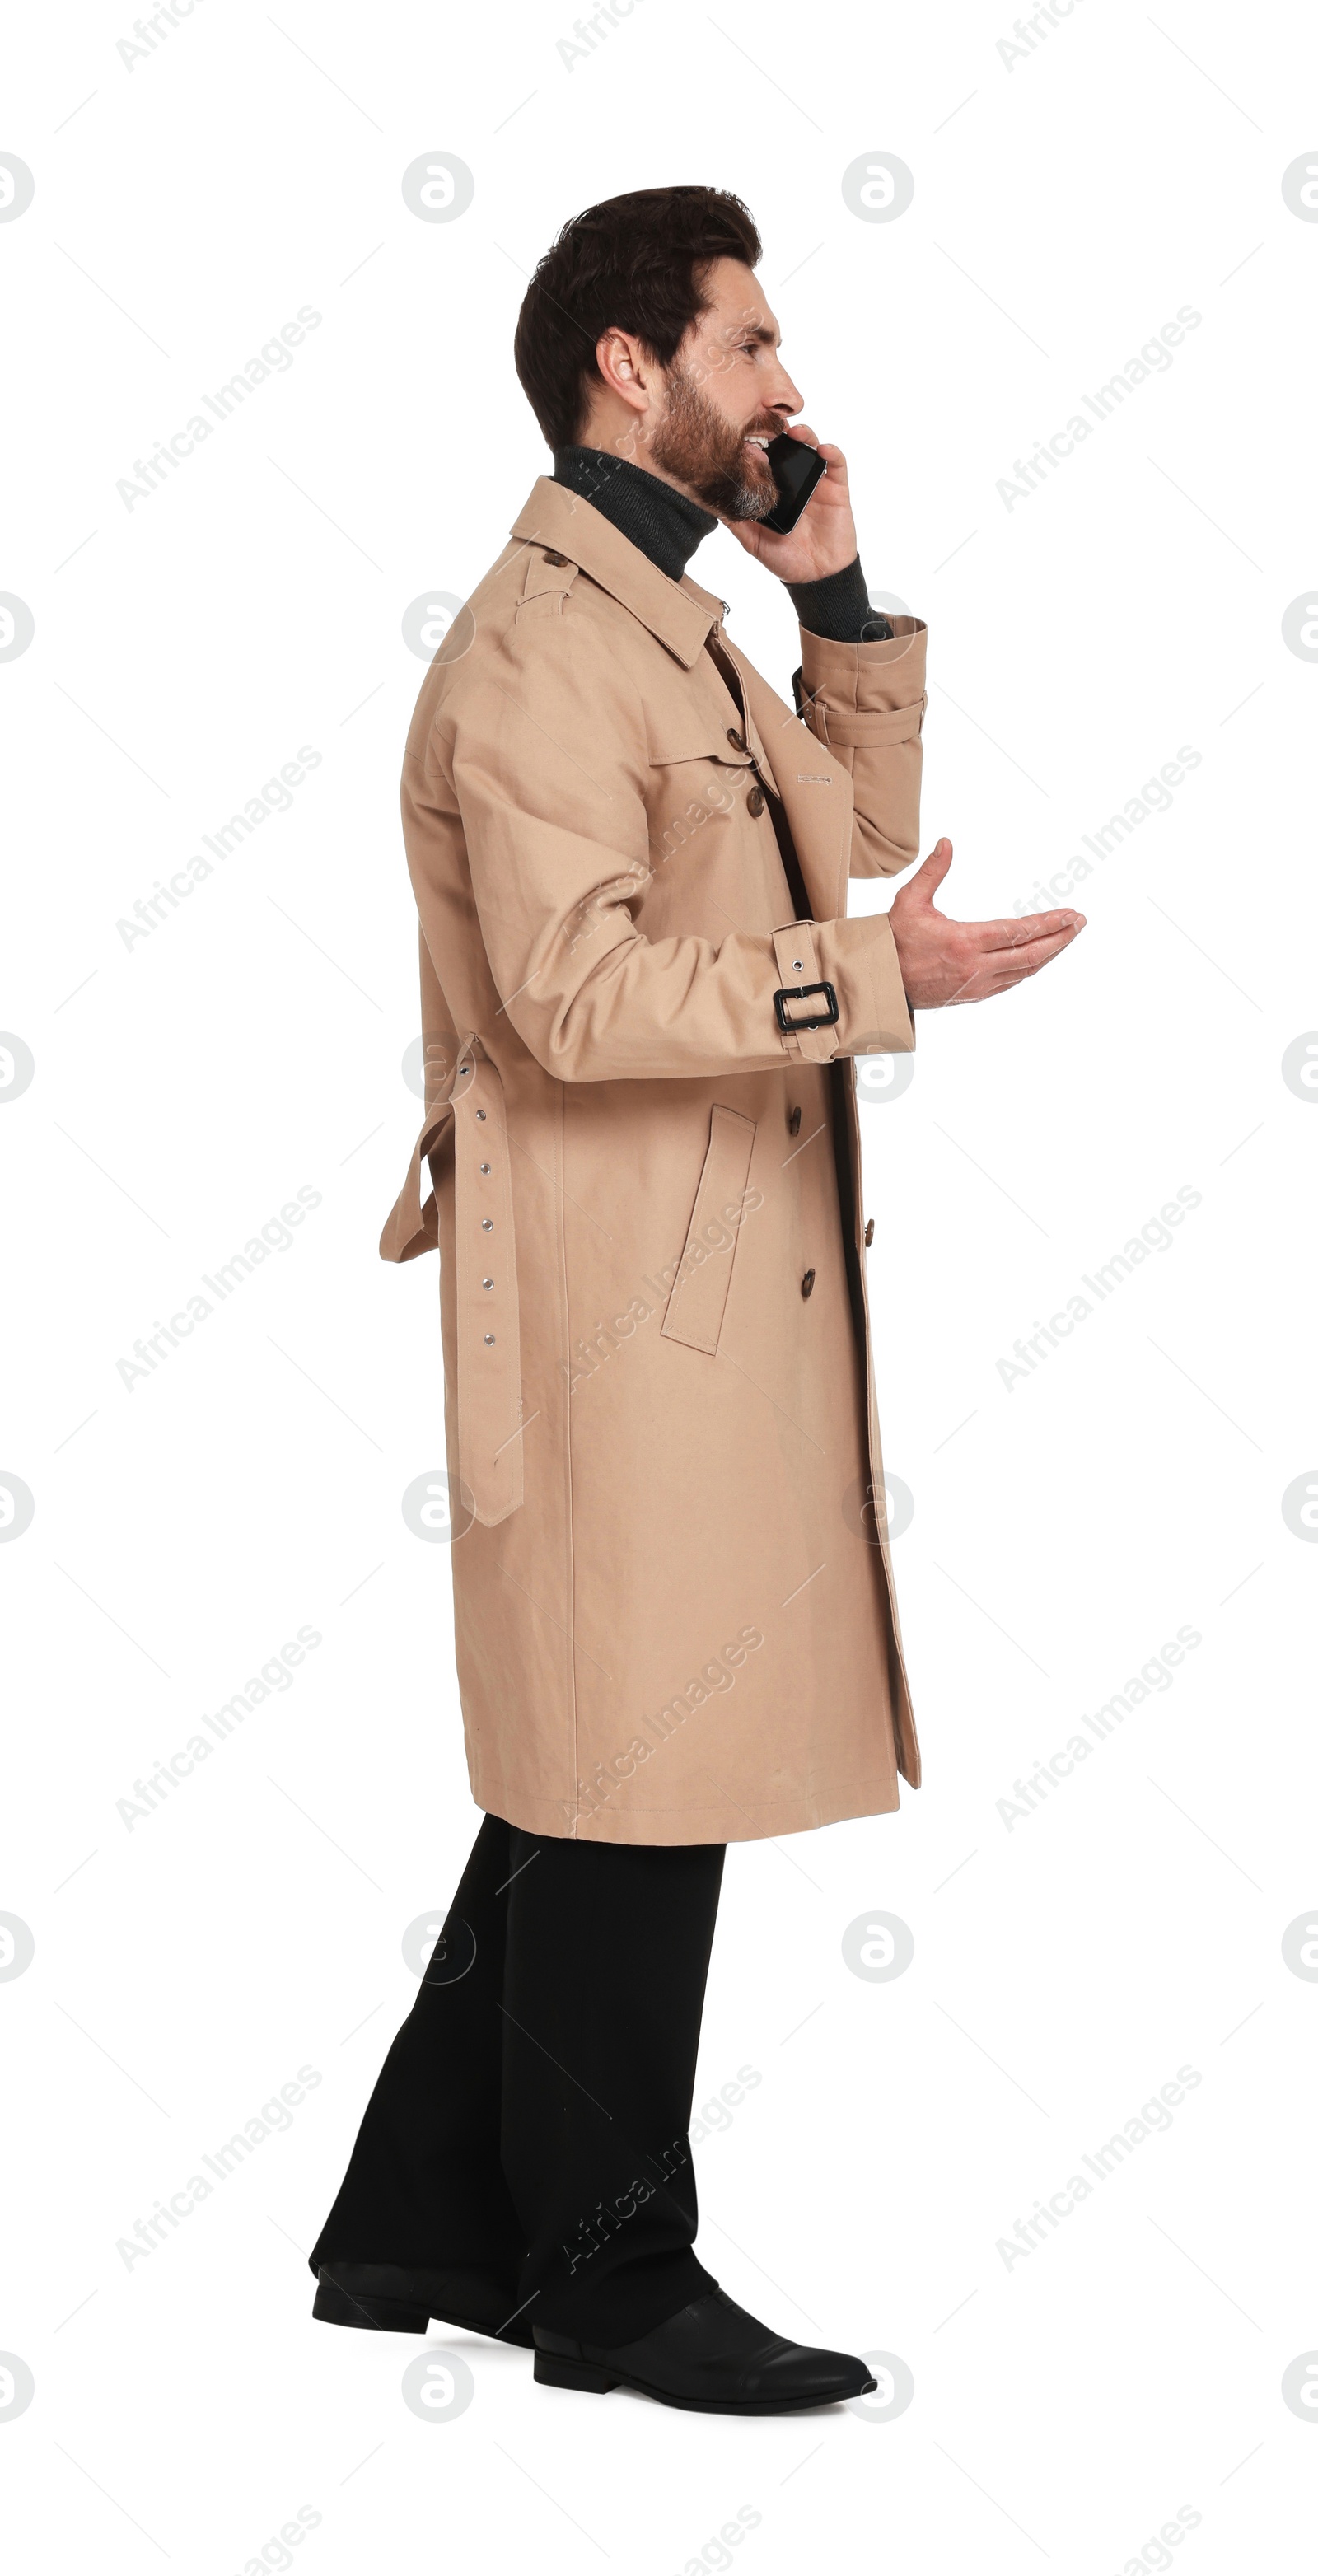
[313, 2261, 534, 2348]
[533, 2288, 876, 2413]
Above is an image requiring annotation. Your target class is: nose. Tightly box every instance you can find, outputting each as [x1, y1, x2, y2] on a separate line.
[767, 359, 803, 419]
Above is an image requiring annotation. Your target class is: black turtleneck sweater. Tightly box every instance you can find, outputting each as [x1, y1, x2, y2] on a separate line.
[550, 447, 893, 643]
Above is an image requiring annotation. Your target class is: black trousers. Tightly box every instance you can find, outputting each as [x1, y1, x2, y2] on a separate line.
[309, 1815, 727, 2345]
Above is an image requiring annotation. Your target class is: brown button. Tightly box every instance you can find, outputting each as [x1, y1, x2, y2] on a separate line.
[801, 1268, 816, 1299]
[727, 725, 746, 752]
[788, 1105, 802, 1137]
[747, 784, 765, 817]
[864, 1218, 875, 1247]
[544, 549, 568, 567]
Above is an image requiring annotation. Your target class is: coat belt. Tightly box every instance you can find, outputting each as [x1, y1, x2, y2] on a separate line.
[379, 1035, 525, 1527]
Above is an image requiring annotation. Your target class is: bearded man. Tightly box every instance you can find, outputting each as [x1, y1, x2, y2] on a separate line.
[308, 185, 1083, 2415]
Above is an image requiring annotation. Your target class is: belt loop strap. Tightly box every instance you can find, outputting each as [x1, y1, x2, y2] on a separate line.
[452, 1053, 523, 1525]
[379, 1032, 524, 1526]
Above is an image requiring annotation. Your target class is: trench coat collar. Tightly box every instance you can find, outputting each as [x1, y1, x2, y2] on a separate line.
[510, 476, 724, 670]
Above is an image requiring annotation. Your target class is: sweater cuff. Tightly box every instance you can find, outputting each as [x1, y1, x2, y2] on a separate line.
[783, 554, 893, 643]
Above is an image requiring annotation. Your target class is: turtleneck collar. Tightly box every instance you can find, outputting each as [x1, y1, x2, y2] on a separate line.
[551, 446, 717, 583]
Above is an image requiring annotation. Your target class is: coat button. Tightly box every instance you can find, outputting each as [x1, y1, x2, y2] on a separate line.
[726, 725, 746, 752]
[864, 1218, 875, 1247]
[544, 549, 568, 566]
[788, 1105, 802, 1137]
[747, 784, 765, 817]
[801, 1268, 816, 1299]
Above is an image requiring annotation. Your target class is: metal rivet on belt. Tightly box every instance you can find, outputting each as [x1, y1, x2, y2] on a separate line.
[484, 1332, 495, 1344]
[479, 1162, 491, 1175]
[481, 1217, 493, 1230]
[476, 1109, 486, 1120]
[482, 1276, 494, 1290]
[792, 957, 803, 971]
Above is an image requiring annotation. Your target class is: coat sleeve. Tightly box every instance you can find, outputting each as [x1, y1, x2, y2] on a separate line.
[794, 616, 928, 878]
[441, 604, 914, 1084]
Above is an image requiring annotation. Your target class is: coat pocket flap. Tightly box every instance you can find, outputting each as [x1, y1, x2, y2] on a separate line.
[660, 1107, 758, 1357]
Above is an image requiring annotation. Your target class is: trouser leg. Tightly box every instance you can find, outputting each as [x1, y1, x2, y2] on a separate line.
[500, 1827, 727, 2346]
[308, 1812, 524, 2296]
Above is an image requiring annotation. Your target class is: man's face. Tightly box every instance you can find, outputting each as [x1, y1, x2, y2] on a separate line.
[645, 259, 803, 520]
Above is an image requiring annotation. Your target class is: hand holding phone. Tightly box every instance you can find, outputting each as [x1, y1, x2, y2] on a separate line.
[761, 433, 826, 533]
[723, 425, 858, 581]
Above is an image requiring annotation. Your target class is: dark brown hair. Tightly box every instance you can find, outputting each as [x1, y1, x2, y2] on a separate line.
[514, 186, 762, 451]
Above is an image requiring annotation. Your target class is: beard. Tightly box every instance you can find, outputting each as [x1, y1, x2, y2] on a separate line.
[647, 362, 778, 520]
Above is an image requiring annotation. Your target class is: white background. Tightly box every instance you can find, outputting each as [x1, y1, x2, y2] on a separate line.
[2, 0, 1316, 2567]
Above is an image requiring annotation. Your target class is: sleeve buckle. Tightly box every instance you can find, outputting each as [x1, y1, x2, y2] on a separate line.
[774, 980, 839, 1035]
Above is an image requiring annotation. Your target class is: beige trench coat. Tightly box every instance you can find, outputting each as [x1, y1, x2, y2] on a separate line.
[382, 475, 928, 1844]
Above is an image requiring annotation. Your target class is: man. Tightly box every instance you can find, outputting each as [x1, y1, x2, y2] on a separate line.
[309, 187, 1083, 2413]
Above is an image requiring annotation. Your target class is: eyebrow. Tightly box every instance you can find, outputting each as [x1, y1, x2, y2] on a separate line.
[738, 321, 779, 348]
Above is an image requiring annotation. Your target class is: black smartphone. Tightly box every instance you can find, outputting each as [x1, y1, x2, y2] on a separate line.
[760, 434, 826, 534]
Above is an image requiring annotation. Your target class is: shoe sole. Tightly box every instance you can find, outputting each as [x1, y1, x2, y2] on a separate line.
[533, 2348, 875, 2412]
[313, 2278, 530, 2346]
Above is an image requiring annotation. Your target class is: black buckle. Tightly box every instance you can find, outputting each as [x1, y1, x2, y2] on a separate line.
[774, 980, 839, 1035]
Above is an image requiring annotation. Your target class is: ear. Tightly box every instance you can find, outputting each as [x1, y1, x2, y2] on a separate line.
[594, 326, 652, 415]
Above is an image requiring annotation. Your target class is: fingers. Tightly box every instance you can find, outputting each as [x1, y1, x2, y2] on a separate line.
[935, 914, 1085, 1005]
[979, 908, 1085, 951]
[788, 423, 848, 479]
[915, 835, 954, 879]
[984, 922, 1084, 987]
